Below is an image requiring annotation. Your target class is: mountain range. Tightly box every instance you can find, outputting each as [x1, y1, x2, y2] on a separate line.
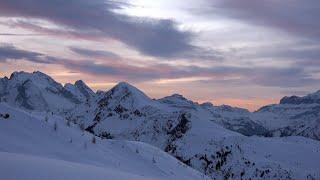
[1, 71, 319, 179]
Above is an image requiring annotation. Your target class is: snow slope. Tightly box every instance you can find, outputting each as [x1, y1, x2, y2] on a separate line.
[1, 71, 320, 179]
[0, 103, 210, 180]
[253, 91, 320, 141]
[81, 82, 320, 179]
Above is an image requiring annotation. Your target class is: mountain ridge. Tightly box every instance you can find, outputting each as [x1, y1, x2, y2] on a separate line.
[1, 71, 319, 141]
[1, 71, 320, 179]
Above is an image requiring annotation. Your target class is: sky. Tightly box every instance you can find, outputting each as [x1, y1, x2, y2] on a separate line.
[0, 0, 319, 111]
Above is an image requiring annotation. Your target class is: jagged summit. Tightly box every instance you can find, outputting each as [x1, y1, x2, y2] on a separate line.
[64, 80, 95, 102]
[280, 89, 320, 105]
[9, 71, 59, 87]
[75, 80, 86, 86]
[10, 71, 50, 79]
[98, 81, 153, 109]
[307, 89, 320, 99]
[159, 93, 188, 101]
[115, 81, 133, 88]
[253, 89, 320, 140]
[166, 93, 187, 100]
[111, 82, 149, 98]
[1, 71, 83, 111]
[111, 82, 146, 95]
[74, 80, 95, 99]
[200, 102, 214, 108]
[158, 93, 197, 109]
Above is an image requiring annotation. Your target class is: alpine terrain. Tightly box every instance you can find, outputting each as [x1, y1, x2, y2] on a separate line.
[0, 71, 319, 180]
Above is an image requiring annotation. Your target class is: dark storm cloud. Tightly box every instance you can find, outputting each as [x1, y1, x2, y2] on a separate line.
[210, 0, 320, 41]
[0, 0, 220, 59]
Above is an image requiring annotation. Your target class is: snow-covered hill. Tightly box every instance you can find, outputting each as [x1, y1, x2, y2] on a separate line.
[252, 91, 320, 141]
[81, 81, 320, 179]
[1, 71, 320, 179]
[0, 103, 209, 180]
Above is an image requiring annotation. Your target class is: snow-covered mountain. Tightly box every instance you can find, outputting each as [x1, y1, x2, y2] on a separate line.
[77, 81, 319, 179]
[252, 91, 320, 141]
[1, 71, 320, 179]
[201, 103, 268, 136]
[0, 71, 88, 112]
[64, 80, 96, 102]
[280, 90, 320, 105]
[0, 103, 209, 180]
[0, 71, 267, 136]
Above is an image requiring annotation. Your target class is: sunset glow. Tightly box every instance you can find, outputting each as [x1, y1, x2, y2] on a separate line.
[1, 0, 319, 111]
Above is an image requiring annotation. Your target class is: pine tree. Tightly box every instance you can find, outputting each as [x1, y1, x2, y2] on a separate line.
[92, 136, 96, 144]
[66, 119, 71, 127]
[53, 122, 58, 131]
[80, 123, 85, 132]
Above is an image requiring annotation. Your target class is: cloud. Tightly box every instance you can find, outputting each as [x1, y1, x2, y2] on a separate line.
[0, 0, 220, 60]
[178, 64, 319, 88]
[250, 47, 320, 61]
[68, 61, 319, 87]
[0, 33, 42, 36]
[1, 45, 318, 87]
[207, 0, 320, 41]
[248, 67, 319, 87]
[0, 44, 52, 64]
[0, 44, 187, 80]
[69, 47, 122, 60]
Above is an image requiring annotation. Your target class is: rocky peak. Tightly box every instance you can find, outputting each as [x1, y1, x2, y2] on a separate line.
[110, 82, 149, 99]
[200, 102, 214, 108]
[9, 71, 61, 89]
[74, 80, 95, 99]
[158, 94, 197, 110]
[98, 81, 152, 109]
[280, 89, 320, 105]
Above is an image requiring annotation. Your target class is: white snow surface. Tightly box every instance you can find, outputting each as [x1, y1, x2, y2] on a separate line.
[0, 103, 209, 180]
[1, 71, 320, 179]
[78, 81, 320, 179]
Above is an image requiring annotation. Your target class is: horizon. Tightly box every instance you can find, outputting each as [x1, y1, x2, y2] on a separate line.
[1, 70, 316, 111]
[1, 0, 319, 111]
